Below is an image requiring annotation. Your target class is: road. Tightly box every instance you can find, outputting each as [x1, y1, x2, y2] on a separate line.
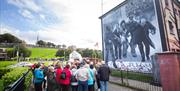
[108, 83, 137, 91]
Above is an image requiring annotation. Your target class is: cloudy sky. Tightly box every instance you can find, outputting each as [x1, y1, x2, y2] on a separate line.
[0, 0, 124, 49]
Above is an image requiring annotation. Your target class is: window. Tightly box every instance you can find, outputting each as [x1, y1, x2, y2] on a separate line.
[168, 21, 174, 34]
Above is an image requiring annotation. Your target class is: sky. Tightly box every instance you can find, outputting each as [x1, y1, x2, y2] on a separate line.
[0, 0, 124, 49]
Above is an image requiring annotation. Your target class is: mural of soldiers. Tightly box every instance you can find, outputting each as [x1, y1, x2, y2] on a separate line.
[140, 18, 156, 60]
[104, 25, 117, 68]
[125, 16, 139, 57]
[120, 20, 129, 58]
[112, 23, 122, 60]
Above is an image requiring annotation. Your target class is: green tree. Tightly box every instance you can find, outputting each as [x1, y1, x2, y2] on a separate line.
[0, 33, 22, 43]
[6, 44, 31, 59]
[82, 48, 94, 57]
[55, 49, 65, 57]
[36, 40, 46, 47]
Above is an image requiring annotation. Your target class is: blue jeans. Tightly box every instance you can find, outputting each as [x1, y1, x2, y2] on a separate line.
[100, 81, 108, 91]
[78, 81, 88, 91]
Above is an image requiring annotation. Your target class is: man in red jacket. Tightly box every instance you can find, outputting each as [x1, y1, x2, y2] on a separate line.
[59, 64, 72, 91]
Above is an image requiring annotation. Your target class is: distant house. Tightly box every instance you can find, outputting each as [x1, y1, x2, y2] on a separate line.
[0, 48, 7, 60]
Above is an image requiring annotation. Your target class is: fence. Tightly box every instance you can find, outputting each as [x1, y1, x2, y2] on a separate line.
[4, 70, 30, 91]
[110, 69, 162, 91]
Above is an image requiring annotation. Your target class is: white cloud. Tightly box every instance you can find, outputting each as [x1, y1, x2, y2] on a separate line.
[7, 0, 42, 12]
[39, 14, 45, 20]
[3, 0, 125, 49]
[19, 9, 34, 19]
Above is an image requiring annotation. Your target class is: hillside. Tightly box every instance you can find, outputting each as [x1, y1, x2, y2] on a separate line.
[28, 48, 58, 59]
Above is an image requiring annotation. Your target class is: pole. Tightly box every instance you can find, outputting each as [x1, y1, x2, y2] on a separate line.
[17, 43, 19, 62]
[101, 0, 103, 15]
[64, 49, 65, 61]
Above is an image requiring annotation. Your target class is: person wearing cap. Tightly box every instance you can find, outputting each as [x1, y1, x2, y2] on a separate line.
[98, 61, 111, 91]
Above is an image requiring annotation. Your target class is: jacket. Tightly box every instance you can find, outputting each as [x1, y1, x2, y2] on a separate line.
[34, 69, 44, 83]
[59, 67, 71, 85]
[98, 64, 111, 81]
[55, 68, 62, 84]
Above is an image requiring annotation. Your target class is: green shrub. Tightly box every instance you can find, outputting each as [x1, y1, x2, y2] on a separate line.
[25, 71, 33, 91]
[0, 68, 12, 79]
[1, 67, 29, 89]
[0, 80, 3, 91]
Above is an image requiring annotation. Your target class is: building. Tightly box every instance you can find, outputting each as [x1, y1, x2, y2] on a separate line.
[0, 48, 7, 60]
[99, 0, 180, 63]
[159, 0, 180, 51]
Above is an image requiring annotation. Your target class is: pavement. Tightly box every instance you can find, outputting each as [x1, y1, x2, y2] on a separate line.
[109, 76, 162, 91]
[29, 78, 137, 91]
[108, 82, 136, 91]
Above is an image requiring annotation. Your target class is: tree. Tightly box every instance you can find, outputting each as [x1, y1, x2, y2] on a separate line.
[55, 49, 65, 57]
[6, 44, 31, 60]
[0, 33, 22, 43]
[62, 44, 67, 49]
[82, 48, 94, 57]
[36, 40, 46, 47]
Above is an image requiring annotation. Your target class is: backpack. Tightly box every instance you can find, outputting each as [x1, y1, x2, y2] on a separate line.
[70, 75, 77, 82]
[60, 71, 66, 79]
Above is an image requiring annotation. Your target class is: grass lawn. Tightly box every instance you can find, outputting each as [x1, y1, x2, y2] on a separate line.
[0, 61, 17, 68]
[111, 70, 153, 82]
[29, 48, 58, 59]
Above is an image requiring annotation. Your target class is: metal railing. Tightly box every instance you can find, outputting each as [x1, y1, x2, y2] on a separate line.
[4, 70, 30, 91]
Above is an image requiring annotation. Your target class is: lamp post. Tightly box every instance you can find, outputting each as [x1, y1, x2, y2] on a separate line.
[64, 49, 65, 61]
[17, 43, 19, 62]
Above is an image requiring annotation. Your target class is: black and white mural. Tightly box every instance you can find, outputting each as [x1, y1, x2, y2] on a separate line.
[101, 0, 162, 71]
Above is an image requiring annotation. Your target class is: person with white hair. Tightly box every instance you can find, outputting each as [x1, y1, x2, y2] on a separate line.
[47, 66, 58, 91]
[98, 61, 111, 91]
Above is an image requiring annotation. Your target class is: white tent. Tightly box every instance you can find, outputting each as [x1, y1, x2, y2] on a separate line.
[69, 51, 82, 62]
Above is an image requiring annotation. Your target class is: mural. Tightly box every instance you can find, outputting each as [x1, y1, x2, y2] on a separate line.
[101, 0, 162, 69]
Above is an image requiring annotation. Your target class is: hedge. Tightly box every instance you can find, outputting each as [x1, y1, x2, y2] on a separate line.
[1, 67, 32, 90]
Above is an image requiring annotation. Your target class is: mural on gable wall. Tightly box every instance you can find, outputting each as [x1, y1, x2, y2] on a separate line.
[101, 0, 163, 72]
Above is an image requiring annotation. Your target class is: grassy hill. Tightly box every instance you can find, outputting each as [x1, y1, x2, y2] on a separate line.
[28, 48, 58, 59]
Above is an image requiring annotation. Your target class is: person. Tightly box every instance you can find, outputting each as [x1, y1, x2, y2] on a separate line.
[140, 18, 156, 60]
[55, 62, 62, 90]
[47, 66, 58, 91]
[41, 63, 48, 90]
[34, 64, 44, 91]
[112, 23, 122, 60]
[95, 62, 101, 91]
[88, 64, 95, 91]
[104, 25, 117, 68]
[71, 65, 78, 91]
[98, 61, 111, 91]
[76, 63, 89, 91]
[59, 63, 72, 91]
[125, 15, 139, 57]
[120, 20, 129, 58]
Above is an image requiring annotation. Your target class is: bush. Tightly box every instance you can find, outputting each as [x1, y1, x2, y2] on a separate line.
[0, 80, 3, 91]
[25, 70, 32, 91]
[0, 68, 12, 79]
[1, 67, 29, 89]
